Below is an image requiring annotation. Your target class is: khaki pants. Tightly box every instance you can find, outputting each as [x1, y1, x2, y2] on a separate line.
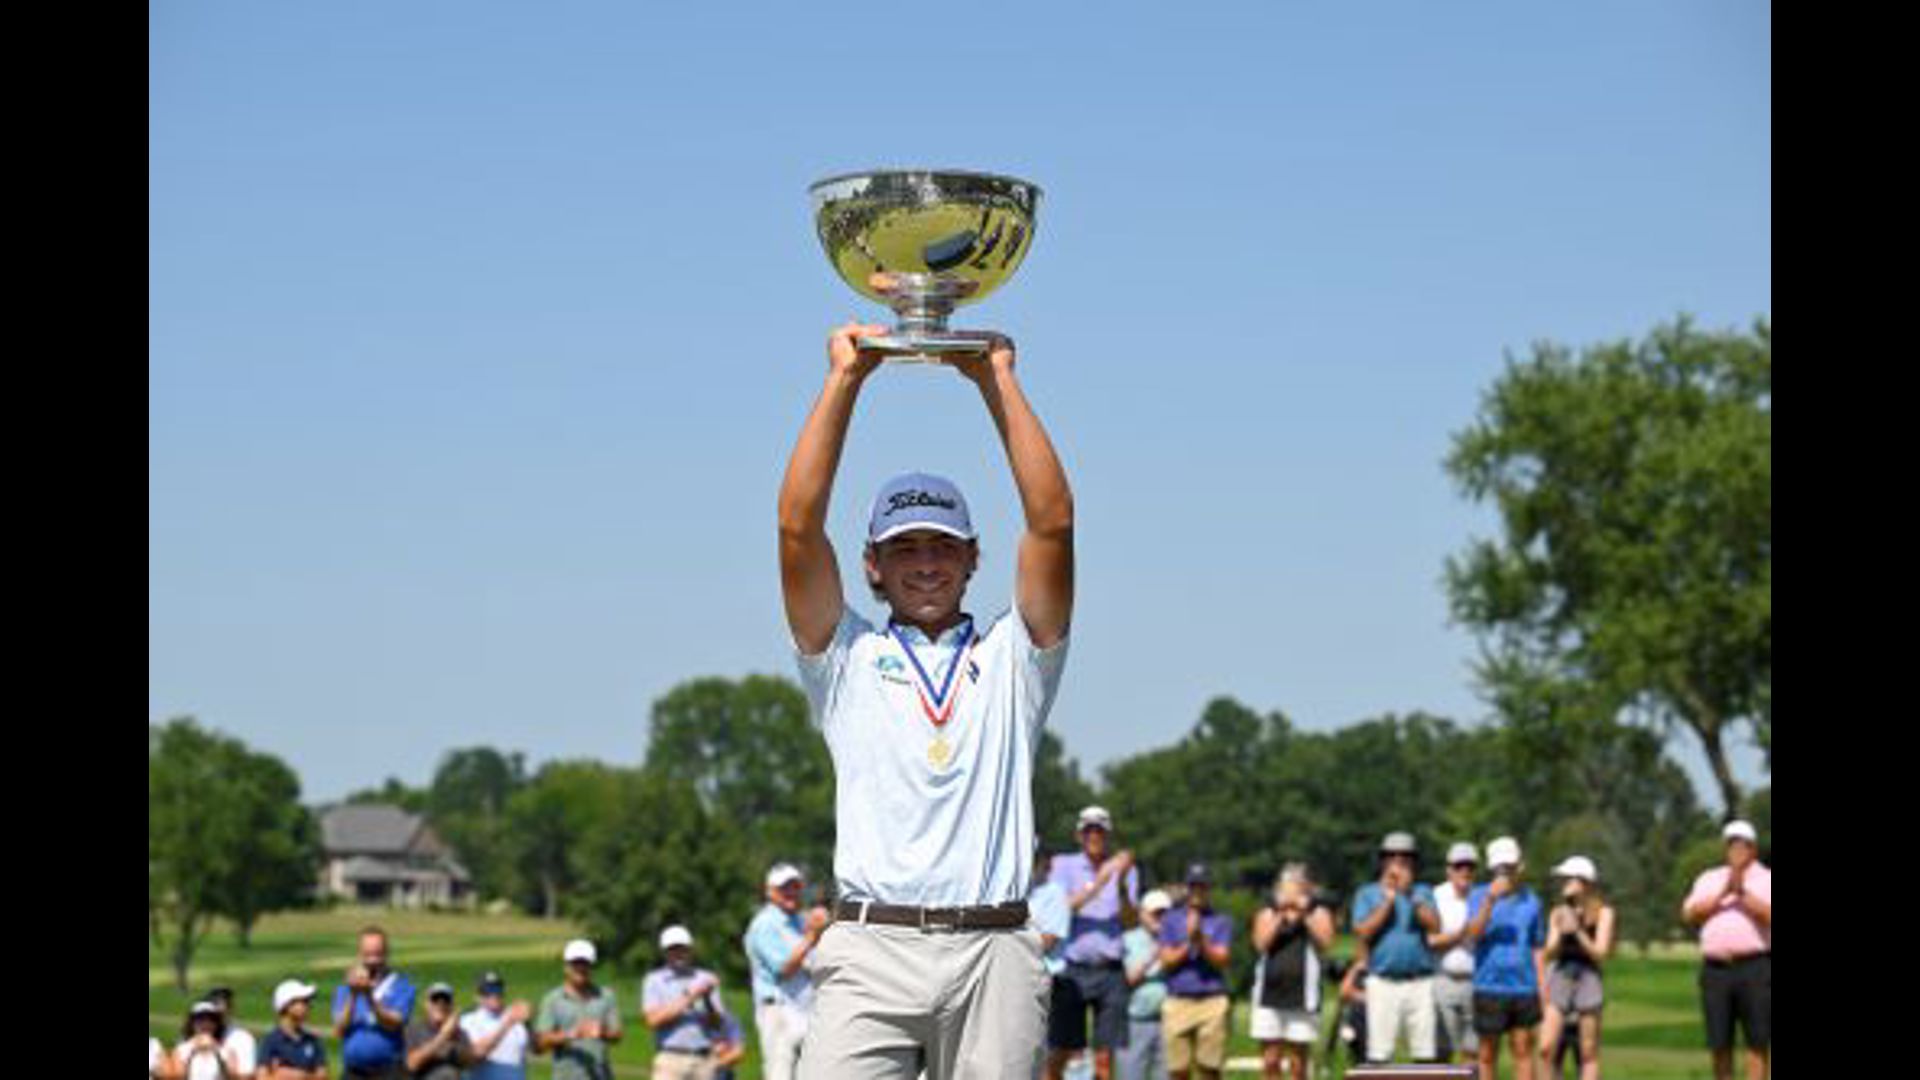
[1365, 975, 1437, 1062]
[757, 1000, 808, 1080]
[1161, 995, 1229, 1073]
[651, 1049, 716, 1080]
[797, 922, 1048, 1080]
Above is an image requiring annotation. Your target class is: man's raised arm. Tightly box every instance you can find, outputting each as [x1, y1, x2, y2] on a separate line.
[953, 338, 1074, 648]
[778, 323, 886, 653]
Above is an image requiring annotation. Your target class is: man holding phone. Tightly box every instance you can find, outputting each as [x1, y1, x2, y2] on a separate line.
[332, 926, 416, 1080]
[1350, 832, 1441, 1063]
[643, 926, 731, 1080]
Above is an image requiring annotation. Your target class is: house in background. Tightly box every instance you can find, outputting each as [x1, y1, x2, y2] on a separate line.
[319, 803, 472, 907]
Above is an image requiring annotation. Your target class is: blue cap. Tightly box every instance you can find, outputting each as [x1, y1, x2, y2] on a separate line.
[868, 473, 975, 545]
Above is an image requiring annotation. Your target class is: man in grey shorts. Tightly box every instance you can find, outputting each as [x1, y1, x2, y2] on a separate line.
[778, 323, 1076, 1079]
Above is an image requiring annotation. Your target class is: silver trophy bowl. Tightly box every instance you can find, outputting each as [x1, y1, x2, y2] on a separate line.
[810, 169, 1041, 362]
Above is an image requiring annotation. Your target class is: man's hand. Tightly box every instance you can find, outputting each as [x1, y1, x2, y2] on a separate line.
[942, 335, 1016, 388]
[506, 1001, 531, 1025]
[827, 323, 888, 382]
[1489, 875, 1514, 901]
[573, 1020, 603, 1041]
[805, 906, 831, 936]
[439, 1014, 460, 1038]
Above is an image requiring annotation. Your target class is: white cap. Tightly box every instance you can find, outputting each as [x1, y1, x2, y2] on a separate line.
[659, 925, 694, 951]
[1446, 842, 1480, 866]
[563, 939, 598, 965]
[1076, 805, 1113, 832]
[272, 980, 317, 1014]
[766, 863, 804, 890]
[1141, 889, 1173, 914]
[190, 1000, 222, 1018]
[1723, 820, 1758, 845]
[1552, 856, 1599, 883]
[1486, 837, 1523, 870]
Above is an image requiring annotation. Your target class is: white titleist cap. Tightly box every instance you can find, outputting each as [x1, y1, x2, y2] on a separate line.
[1486, 837, 1523, 870]
[563, 939, 598, 965]
[659, 925, 694, 951]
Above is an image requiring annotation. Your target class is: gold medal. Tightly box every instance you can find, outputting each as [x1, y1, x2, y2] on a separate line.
[927, 735, 953, 770]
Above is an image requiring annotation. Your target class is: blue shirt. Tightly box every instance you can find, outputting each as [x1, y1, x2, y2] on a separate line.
[331, 972, 415, 1070]
[1030, 878, 1071, 975]
[745, 903, 813, 1009]
[795, 605, 1070, 907]
[260, 1027, 327, 1073]
[1467, 885, 1546, 996]
[1351, 884, 1438, 978]
[1158, 905, 1233, 998]
[1049, 851, 1141, 964]
[642, 967, 731, 1054]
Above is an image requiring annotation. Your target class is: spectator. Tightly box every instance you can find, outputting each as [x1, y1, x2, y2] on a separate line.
[535, 939, 623, 1080]
[1250, 863, 1335, 1080]
[1157, 863, 1233, 1080]
[1428, 842, 1481, 1064]
[332, 925, 416, 1080]
[1462, 837, 1546, 1080]
[206, 987, 258, 1079]
[744, 863, 828, 1080]
[1541, 856, 1615, 1080]
[1350, 831, 1441, 1063]
[643, 926, 732, 1080]
[404, 983, 475, 1079]
[1117, 889, 1173, 1080]
[175, 1001, 241, 1080]
[260, 980, 328, 1080]
[1046, 805, 1140, 1080]
[460, 971, 534, 1080]
[1682, 820, 1771, 1080]
[1333, 953, 1370, 1069]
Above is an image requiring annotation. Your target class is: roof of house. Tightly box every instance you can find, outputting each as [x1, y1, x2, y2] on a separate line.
[321, 804, 428, 856]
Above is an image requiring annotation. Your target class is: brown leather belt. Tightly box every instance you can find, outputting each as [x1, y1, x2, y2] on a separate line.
[833, 899, 1030, 931]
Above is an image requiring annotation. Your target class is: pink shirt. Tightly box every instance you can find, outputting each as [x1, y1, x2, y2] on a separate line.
[1687, 862, 1771, 960]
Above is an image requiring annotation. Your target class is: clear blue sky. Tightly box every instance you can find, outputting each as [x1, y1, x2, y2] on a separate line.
[150, 2, 1771, 805]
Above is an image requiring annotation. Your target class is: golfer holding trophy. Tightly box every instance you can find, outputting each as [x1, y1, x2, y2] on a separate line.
[779, 169, 1073, 1079]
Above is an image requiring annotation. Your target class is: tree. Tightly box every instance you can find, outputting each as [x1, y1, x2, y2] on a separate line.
[1033, 729, 1098, 854]
[642, 676, 835, 878]
[1445, 318, 1771, 816]
[216, 750, 320, 948]
[570, 770, 756, 983]
[343, 777, 429, 814]
[149, 718, 316, 988]
[502, 761, 625, 917]
[428, 747, 527, 900]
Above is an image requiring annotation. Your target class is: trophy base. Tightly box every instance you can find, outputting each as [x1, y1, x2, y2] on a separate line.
[857, 330, 996, 365]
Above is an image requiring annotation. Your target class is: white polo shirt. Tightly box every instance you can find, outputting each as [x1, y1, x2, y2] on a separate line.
[797, 602, 1068, 907]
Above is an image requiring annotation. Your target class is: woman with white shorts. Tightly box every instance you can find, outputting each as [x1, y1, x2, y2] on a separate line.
[1249, 864, 1336, 1080]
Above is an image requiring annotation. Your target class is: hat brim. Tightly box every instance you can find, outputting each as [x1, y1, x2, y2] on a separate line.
[870, 522, 976, 546]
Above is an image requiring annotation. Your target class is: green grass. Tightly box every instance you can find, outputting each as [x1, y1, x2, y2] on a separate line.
[151, 912, 1726, 1078]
